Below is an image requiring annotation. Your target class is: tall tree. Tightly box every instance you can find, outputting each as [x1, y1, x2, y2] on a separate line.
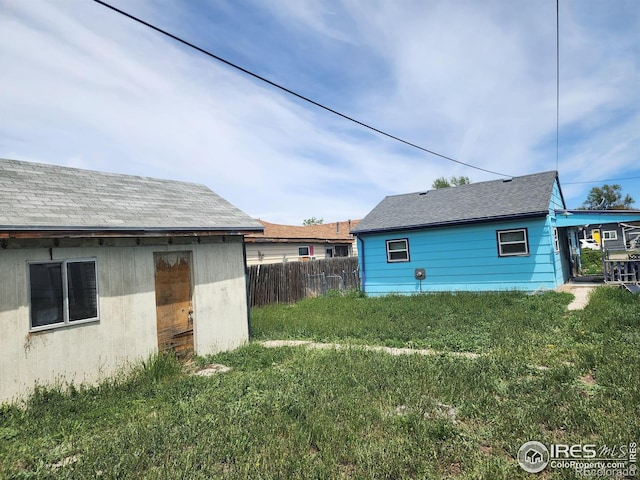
[432, 177, 451, 188]
[431, 176, 471, 189]
[303, 217, 324, 226]
[450, 176, 471, 187]
[581, 184, 635, 210]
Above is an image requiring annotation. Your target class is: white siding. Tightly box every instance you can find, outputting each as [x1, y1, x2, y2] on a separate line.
[0, 237, 248, 404]
[245, 241, 357, 265]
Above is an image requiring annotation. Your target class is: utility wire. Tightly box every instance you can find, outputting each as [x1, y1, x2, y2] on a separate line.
[93, 0, 513, 178]
[564, 176, 640, 185]
[556, 0, 560, 171]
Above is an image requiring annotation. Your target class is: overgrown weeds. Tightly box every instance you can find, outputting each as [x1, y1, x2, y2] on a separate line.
[1, 288, 638, 478]
[580, 249, 604, 274]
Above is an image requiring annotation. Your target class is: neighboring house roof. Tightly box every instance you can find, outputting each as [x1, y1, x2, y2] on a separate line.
[245, 219, 360, 244]
[352, 171, 561, 234]
[0, 158, 263, 234]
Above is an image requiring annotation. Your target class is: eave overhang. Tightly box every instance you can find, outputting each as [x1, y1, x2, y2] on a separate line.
[0, 225, 264, 239]
[554, 210, 640, 227]
[351, 211, 549, 236]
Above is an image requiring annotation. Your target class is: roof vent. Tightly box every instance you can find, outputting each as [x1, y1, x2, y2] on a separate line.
[419, 192, 428, 196]
[502, 178, 513, 183]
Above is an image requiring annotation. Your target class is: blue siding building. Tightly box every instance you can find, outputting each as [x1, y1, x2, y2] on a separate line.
[352, 171, 576, 294]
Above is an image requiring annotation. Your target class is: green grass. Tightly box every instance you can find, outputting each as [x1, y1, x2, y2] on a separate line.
[251, 290, 576, 364]
[1, 288, 639, 479]
[580, 249, 604, 275]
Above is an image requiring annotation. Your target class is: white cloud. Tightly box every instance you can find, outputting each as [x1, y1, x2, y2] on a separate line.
[1, 0, 639, 222]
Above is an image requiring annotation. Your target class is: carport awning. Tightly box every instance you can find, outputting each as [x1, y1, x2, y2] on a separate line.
[555, 209, 640, 227]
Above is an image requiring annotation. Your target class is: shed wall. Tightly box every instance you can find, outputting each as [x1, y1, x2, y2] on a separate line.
[0, 237, 248, 403]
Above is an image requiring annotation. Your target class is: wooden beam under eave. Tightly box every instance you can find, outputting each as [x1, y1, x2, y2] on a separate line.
[0, 229, 256, 239]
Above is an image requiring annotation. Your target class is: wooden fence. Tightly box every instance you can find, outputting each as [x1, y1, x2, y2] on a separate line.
[247, 257, 360, 307]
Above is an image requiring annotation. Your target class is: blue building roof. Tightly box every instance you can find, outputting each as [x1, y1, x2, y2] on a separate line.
[352, 171, 561, 234]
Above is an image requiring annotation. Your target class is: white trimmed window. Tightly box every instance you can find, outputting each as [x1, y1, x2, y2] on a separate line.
[298, 246, 313, 256]
[386, 239, 410, 262]
[497, 229, 529, 257]
[603, 230, 618, 241]
[29, 259, 99, 331]
[553, 227, 560, 252]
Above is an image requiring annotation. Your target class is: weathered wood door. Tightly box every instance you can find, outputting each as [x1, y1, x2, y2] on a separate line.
[154, 252, 194, 357]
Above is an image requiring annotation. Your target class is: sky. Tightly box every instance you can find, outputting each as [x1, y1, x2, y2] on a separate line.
[1, 0, 639, 225]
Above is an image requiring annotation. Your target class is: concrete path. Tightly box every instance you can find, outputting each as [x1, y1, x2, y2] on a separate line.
[258, 340, 481, 359]
[557, 282, 600, 310]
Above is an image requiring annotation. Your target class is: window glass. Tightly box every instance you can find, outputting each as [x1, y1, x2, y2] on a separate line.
[497, 229, 529, 256]
[501, 243, 526, 255]
[29, 259, 98, 330]
[67, 261, 98, 321]
[386, 239, 409, 262]
[334, 245, 349, 257]
[500, 231, 525, 243]
[29, 263, 64, 328]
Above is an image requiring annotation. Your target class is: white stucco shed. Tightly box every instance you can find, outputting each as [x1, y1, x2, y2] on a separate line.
[0, 159, 263, 403]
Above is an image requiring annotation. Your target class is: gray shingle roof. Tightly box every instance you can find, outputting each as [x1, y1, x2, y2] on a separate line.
[0, 158, 262, 232]
[352, 171, 561, 234]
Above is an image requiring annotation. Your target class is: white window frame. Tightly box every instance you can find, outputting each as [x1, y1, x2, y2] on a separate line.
[497, 228, 529, 257]
[386, 238, 410, 262]
[553, 227, 560, 253]
[298, 246, 311, 256]
[28, 258, 100, 332]
[603, 230, 618, 241]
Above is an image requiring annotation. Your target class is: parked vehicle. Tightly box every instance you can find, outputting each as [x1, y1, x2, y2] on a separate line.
[580, 238, 600, 250]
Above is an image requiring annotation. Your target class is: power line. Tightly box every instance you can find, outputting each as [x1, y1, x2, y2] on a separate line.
[564, 176, 640, 185]
[92, 0, 513, 178]
[555, 1, 560, 172]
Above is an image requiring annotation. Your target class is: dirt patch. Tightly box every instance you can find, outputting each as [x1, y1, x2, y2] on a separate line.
[194, 364, 232, 376]
[578, 372, 597, 386]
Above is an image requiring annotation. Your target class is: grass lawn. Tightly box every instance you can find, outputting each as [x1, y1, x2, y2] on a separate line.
[579, 249, 604, 275]
[1, 288, 639, 479]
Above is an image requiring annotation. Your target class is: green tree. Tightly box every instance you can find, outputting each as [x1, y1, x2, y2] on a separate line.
[450, 176, 471, 187]
[431, 176, 471, 189]
[303, 217, 324, 226]
[581, 184, 635, 210]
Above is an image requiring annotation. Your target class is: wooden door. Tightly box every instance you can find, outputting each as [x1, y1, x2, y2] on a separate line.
[154, 252, 194, 357]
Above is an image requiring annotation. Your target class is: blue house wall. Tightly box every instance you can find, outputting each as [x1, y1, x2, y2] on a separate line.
[548, 180, 570, 286]
[357, 180, 570, 295]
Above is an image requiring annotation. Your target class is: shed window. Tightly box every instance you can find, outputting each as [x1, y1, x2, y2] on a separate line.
[29, 259, 99, 331]
[553, 227, 560, 252]
[386, 239, 410, 262]
[497, 229, 529, 257]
